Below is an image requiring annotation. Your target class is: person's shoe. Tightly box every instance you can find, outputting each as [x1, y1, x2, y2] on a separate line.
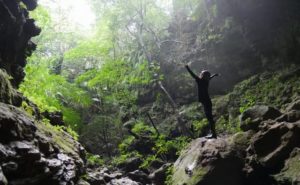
[205, 134, 217, 139]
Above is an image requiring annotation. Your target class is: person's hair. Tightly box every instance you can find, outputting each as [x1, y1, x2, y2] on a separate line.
[200, 70, 210, 79]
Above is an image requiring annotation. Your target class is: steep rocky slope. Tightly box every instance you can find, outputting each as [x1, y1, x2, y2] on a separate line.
[0, 103, 86, 185]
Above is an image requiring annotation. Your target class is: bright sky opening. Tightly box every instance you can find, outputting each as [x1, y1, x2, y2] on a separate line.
[39, 0, 96, 31]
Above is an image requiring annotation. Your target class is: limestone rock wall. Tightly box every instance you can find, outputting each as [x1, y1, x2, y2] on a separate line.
[0, 0, 40, 87]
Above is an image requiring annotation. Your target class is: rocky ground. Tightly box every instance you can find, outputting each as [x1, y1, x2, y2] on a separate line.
[171, 99, 300, 185]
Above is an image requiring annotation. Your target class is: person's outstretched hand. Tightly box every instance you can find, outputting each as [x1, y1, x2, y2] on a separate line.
[185, 61, 192, 67]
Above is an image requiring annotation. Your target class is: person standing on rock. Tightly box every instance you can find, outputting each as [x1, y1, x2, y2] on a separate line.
[185, 64, 219, 138]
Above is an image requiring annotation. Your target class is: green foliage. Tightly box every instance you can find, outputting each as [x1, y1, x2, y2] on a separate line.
[29, 6, 51, 31]
[116, 122, 190, 169]
[192, 119, 208, 136]
[42, 118, 79, 140]
[239, 94, 256, 113]
[61, 107, 82, 131]
[230, 68, 300, 112]
[23, 0, 174, 161]
[132, 121, 155, 135]
[140, 155, 158, 169]
[154, 136, 191, 157]
[216, 116, 240, 134]
[86, 153, 104, 166]
[76, 60, 154, 107]
[65, 126, 80, 140]
[165, 165, 174, 185]
[111, 151, 142, 166]
[211, 67, 300, 135]
[19, 54, 91, 130]
[64, 38, 110, 61]
[80, 115, 123, 156]
[21, 101, 35, 117]
[37, 119, 79, 155]
[118, 136, 135, 154]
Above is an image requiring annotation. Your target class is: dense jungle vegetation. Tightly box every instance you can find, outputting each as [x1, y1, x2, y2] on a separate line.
[19, 0, 300, 173]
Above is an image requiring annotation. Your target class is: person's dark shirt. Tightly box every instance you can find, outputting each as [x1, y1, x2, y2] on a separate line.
[185, 66, 210, 103]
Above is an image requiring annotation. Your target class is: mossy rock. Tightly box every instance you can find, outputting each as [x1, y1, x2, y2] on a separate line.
[240, 105, 282, 131]
[171, 138, 244, 185]
[36, 120, 83, 157]
[230, 131, 254, 151]
[275, 148, 300, 184]
[0, 69, 13, 104]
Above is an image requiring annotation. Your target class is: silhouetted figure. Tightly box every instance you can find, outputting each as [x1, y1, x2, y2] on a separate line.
[185, 64, 219, 138]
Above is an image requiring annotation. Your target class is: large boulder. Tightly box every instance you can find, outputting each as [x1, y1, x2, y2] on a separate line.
[240, 105, 282, 131]
[171, 118, 300, 185]
[171, 138, 244, 185]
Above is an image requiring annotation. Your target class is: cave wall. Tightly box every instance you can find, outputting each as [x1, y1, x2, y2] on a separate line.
[159, 0, 300, 103]
[0, 0, 40, 87]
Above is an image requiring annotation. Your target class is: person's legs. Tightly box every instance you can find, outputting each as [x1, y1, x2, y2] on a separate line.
[202, 100, 217, 138]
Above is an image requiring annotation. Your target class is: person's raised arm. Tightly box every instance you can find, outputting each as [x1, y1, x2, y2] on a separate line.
[209, 73, 220, 80]
[185, 65, 199, 80]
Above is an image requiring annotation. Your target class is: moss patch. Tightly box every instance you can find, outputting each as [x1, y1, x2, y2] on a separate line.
[0, 69, 13, 104]
[230, 131, 254, 151]
[206, 66, 300, 135]
[36, 119, 79, 155]
[188, 167, 207, 185]
[275, 148, 300, 184]
[171, 165, 208, 185]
